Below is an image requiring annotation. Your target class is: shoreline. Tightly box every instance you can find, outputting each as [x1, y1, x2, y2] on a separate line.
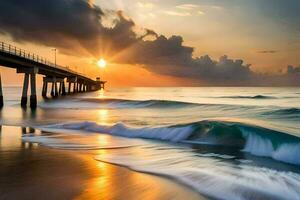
[0, 125, 206, 200]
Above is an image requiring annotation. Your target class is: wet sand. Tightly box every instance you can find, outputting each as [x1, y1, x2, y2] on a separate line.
[0, 126, 205, 200]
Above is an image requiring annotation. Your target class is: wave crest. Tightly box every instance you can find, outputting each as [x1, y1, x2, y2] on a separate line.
[39, 98, 200, 109]
[44, 120, 300, 165]
[262, 108, 300, 118]
[220, 95, 276, 99]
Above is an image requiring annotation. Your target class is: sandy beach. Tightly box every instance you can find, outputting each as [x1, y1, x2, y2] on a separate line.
[0, 126, 205, 200]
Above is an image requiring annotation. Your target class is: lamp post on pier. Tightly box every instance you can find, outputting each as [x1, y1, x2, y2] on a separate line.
[52, 48, 57, 67]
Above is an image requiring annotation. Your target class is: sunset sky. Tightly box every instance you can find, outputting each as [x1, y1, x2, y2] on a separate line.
[0, 0, 299, 86]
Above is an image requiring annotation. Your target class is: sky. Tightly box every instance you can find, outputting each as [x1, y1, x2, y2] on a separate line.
[0, 0, 299, 86]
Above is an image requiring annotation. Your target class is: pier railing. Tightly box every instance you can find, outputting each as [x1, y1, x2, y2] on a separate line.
[0, 41, 86, 78]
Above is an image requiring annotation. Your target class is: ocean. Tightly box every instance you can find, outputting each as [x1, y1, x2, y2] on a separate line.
[1, 86, 300, 200]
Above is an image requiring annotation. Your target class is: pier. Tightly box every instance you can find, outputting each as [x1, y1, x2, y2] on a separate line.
[0, 42, 106, 108]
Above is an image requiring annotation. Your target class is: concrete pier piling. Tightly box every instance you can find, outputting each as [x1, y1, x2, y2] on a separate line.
[62, 82, 66, 96]
[21, 73, 29, 107]
[76, 83, 79, 93]
[54, 81, 58, 97]
[43, 77, 67, 98]
[51, 82, 55, 97]
[30, 73, 37, 109]
[58, 82, 62, 95]
[73, 83, 76, 93]
[0, 74, 3, 108]
[42, 81, 47, 97]
[18, 67, 38, 108]
[68, 82, 72, 94]
[67, 77, 78, 94]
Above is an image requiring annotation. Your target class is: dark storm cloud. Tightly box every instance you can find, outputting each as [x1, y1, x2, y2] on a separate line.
[0, 0, 299, 86]
[0, 0, 104, 53]
[120, 36, 258, 85]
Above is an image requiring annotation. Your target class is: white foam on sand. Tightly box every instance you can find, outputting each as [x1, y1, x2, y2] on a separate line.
[95, 151, 300, 200]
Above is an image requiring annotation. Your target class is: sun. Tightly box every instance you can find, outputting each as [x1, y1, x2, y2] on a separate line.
[97, 58, 106, 68]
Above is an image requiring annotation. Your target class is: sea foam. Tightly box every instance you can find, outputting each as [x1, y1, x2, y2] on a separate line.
[42, 120, 300, 166]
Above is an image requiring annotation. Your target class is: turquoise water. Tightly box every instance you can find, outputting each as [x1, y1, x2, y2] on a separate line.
[1, 87, 300, 199]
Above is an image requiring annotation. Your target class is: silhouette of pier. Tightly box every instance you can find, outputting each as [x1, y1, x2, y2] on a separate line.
[0, 41, 106, 108]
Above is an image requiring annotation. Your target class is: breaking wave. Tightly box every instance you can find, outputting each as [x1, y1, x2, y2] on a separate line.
[44, 120, 300, 165]
[219, 95, 276, 99]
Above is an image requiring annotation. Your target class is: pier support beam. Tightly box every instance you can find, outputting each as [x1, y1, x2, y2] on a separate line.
[58, 82, 62, 95]
[62, 81, 66, 96]
[79, 84, 82, 92]
[68, 82, 72, 94]
[51, 82, 55, 97]
[30, 73, 37, 109]
[54, 82, 58, 97]
[44, 77, 65, 98]
[76, 83, 79, 93]
[21, 73, 29, 107]
[67, 77, 78, 94]
[73, 83, 77, 93]
[42, 81, 48, 97]
[0, 74, 3, 108]
[17, 67, 38, 108]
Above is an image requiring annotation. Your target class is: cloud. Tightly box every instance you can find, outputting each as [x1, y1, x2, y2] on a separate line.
[257, 50, 278, 54]
[176, 4, 199, 10]
[175, 4, 205, 16]
[0, 0, 299, 86]
[163, 11, 191, 17]
[210, 6, 223, 11]
[0, 0, 104, 55]
[287, 65, 300, 75]
[137, 2, 154, 9]
[197, 11, 205, 15]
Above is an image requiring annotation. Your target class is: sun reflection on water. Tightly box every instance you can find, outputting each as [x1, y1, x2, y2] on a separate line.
[97, 89, 106, 98]
[97, 109, 109, 125]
